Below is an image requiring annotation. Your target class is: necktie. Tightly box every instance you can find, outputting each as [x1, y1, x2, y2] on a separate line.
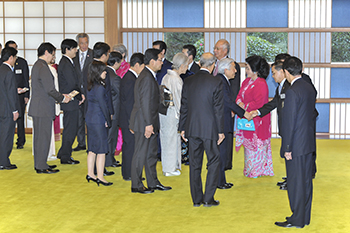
[80, 52, 85, 71]
[213, 61, 219, 76]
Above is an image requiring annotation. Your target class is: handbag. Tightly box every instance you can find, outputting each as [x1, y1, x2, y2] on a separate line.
[236, 103, 255, 131]
[237, 118, 255, 131]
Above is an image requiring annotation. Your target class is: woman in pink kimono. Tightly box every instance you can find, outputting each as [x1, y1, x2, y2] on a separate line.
[235, 55, 274, 178]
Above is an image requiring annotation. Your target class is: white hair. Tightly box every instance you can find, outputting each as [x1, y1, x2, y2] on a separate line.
[218, 58, 235, 74]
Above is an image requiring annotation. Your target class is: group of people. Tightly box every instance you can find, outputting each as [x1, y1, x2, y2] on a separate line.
[0, 36, 317, 228]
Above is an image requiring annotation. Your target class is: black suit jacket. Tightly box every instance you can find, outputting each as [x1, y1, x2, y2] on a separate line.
[190, 61, 200, 74]
[106, 66, 121, 121]
[0, 64, 19, 117]
[259, 79, 291, 136]
[281, 78, 316, 157]
[156, 58, 172, 85]
[216, 74, 245, 133]
[58, 56, 82, 111]
[179, 69, 224, 141]
[74, 49, 93, 95]
[228, 61, 241, 100]
[14, 57, 30, 99]
[119, 70, 137, 128]
[129, 67, 160, 133]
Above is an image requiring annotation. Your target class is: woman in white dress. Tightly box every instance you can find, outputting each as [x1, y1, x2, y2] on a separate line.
[159, 53, 188, 176]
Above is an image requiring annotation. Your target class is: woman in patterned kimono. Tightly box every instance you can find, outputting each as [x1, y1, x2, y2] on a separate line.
[235, 55, 274, 178]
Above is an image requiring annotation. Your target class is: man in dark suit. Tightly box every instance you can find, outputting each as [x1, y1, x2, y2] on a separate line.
[180, 44, 200, 80]
[213, 39, 241, 170]
[0, 47, 19, 170]
[57, 39, 83, 165]
[5, 41, 30, 150]
[29, 43, 71, 174]
[120, 53, 144, 181]
[129, 48, 171, 194]
[250, 60, 291, 190]
[179, 52, 224, 207]
[275, 56, 316, 228]
[105, 52, 122, 168]
[216, 58, 250, 189]
[152, 41, 173, 85]
[72, 33, 93, 152]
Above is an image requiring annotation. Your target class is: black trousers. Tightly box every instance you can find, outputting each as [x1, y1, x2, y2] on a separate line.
[0, 117, 16, 166]
[121, 127, 135, 179]
[16, 94, 26, 146]
[33, 116, 52, 170]
[286, 153, 313, 227]
[131, 132, 160, 189]
[218, 132, 233, 186]
[57, 109, 79, 161]
[76, 104, 86, 147]
[188, 136, 220, 204]
[105, 119, 118, 167]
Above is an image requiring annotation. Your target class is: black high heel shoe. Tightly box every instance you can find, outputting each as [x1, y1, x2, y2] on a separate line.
[86, 175, 97, 183]
[96, 178, 113, 186]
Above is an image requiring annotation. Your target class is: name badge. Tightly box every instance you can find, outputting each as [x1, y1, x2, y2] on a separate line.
[280, 93, 285, 99]
[15, 69, 22, 74]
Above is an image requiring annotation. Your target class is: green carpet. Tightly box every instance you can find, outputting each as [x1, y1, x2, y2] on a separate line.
[0, 137, 349, 233]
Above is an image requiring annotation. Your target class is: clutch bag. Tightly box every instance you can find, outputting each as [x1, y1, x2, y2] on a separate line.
[237, 118, 255, 131]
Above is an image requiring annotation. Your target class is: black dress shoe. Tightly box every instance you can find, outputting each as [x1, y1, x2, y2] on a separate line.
[131, 187, 154, 194]
[226, 182, 233, 187]
[48, 165, 57, 169]
[104, 169, 115, 176]
[312, 174, 315, 179]
[36, 168, 60, 174]
[280, 183, 287, 190]
[149, 184, 172, 191]
[123, 177, 131, 181]
[72, 145, 86, 151]
[108, 162, 122, 168]
[275, 221, 303, 228]
[203, 200, 220, 207]
[277, 180, 287, 186]
[17, 145, 24, 149]
[217, 183, 232, 189]
[193, 202, 203, 207]
[61, 157, 80, 165]
[0, 164, 17, 170]
[282, 177, 287, 180]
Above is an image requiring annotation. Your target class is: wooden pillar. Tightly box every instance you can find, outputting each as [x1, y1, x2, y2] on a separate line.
[104, 0, 122, 47]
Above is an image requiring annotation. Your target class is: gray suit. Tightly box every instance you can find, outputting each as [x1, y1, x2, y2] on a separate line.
[28, 59, 64, 169]
[0, 63, 19, 166]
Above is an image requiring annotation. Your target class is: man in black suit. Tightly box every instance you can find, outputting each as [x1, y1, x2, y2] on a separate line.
[213, 39, 241, 170]
[250, 60, 291, 190]
[105, 52, 122, 168]
[29, 43, 71, 174]
[57, 39, 83, 165]
[5, 41, 30, 150]
[0, 47, 19, 170]
[275, 56, 316, 228]
[120, 53, 144, 181]
[129, 48, 171, 194]
[152, 41, 173, 85]
[179, 52, 224, 207]
[72, 33, 93, 152]
[216, 58, 250, 189]
[181, 44, 200, 80]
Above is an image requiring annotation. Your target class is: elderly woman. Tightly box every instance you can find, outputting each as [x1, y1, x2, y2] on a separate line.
[159, 53, 188, 176]
[112, 44, 130, 157]
[235, 55, 274, 178]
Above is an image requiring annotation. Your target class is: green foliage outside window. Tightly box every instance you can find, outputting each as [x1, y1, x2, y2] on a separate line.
[332, 32, 350, 62]
[247, 32, 288, 62]
[164, 32, 204, 62]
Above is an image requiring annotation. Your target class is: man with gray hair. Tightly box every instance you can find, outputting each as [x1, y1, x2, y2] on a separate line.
[213, 39, 241, 170]
[216, 58, 250, 189]
[179, 52, 224, 207]
[72, 33, 93, 152]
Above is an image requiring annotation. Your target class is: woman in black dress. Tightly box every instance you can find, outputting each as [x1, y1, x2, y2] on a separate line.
[85, 60, 112, 186]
